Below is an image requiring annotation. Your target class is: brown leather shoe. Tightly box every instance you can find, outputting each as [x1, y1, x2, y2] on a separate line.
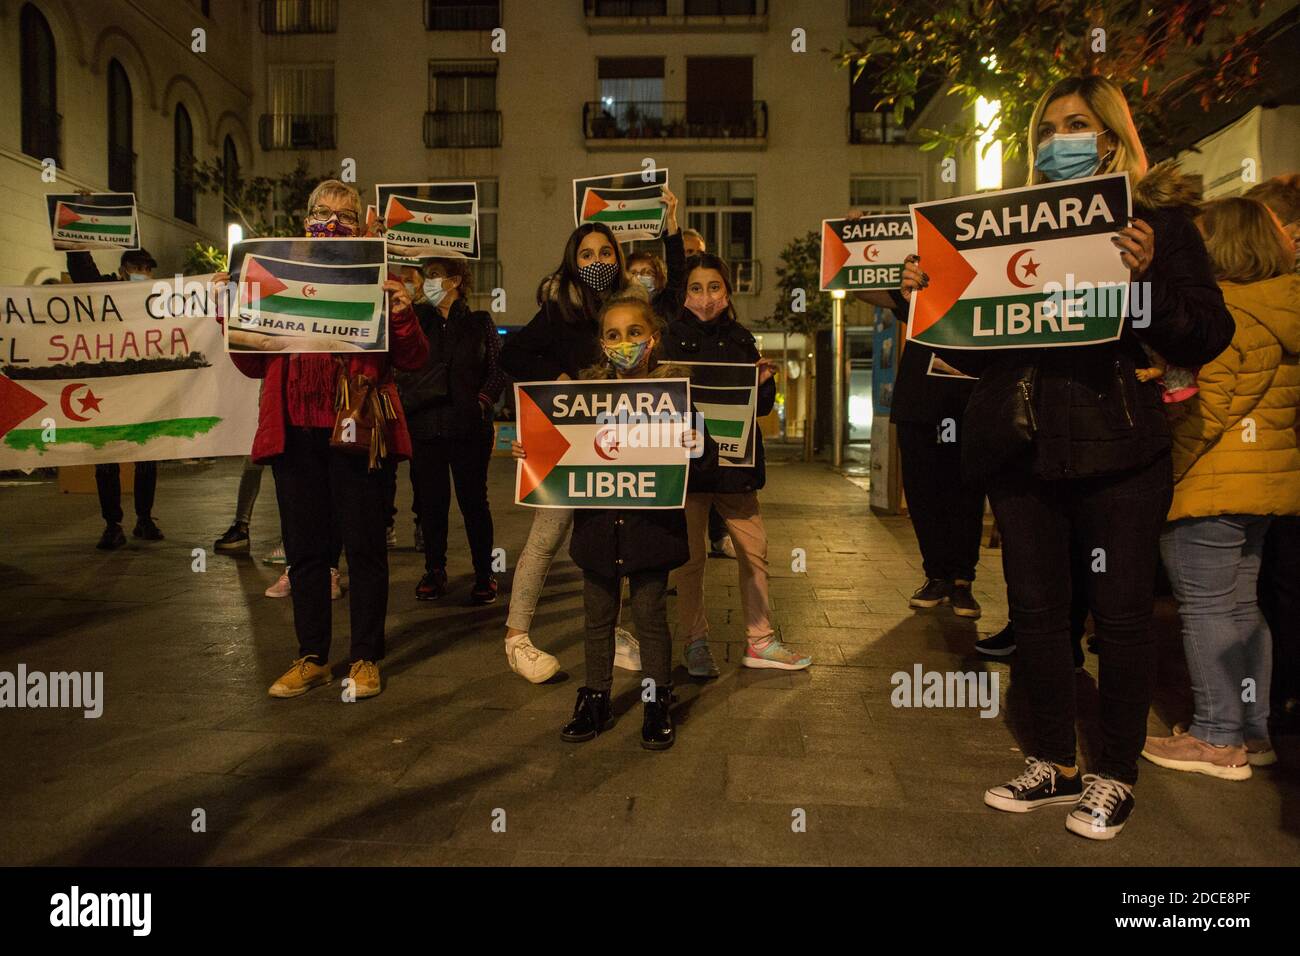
[269, 656, 331, 698]
[347, 660, 381, 700]
[1141, 732, 1251, 781]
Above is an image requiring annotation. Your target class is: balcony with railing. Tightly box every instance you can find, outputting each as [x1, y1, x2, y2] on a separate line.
[21, 111, 61, 165]
[424, 0, 500, 30]
[259, 0, 338, 34]
[260, 113, 337, 150]
[424, 110, 502, 148]
[108, 144, 136, 193]
[583, 0, 767, 32]
[584, 100, 767, 148]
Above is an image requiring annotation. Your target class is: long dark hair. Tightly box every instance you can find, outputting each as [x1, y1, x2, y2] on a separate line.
[536, 222, 633, 324]
[681, 252, 738, 324]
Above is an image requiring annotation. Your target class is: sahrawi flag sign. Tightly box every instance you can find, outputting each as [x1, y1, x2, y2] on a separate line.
[384, 195, 477, 256]
[514, 379, 690, 509]
[47, 192, 139, 251]
[573, 168, 669, 242]
[819, 215, 914, 292]
[675, 361, 758, 467]
[906, 173, 1132, 349]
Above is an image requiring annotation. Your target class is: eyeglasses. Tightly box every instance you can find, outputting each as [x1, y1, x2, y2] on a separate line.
[308, 206, 359, 226]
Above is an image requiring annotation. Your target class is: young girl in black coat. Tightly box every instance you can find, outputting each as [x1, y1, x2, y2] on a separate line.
[512, 294, 695, 750]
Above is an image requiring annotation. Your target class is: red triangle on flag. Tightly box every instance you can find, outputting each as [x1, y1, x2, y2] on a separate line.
[55, 202, 80, 228]
[242, 256, 288, 300]
[386, 198, 414, 228]
[910, 210, 977, 339]
[0, 375, 48, 440]
[516, 389, 572, 502]
[581, 189, 609, 221]
[820, 222, 851, 288]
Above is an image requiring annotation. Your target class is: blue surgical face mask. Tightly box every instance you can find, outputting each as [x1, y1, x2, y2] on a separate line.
[634, 274, 657, 292]
[423, 277, 448, 307]
[1035, 131, 1108, 182]
[127, 272, 149, 281]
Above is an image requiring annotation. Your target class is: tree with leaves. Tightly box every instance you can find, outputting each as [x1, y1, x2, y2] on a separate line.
[185, 157, 332, 238]
[835, 0, 1274, 163]
[768, 229, 834, 461]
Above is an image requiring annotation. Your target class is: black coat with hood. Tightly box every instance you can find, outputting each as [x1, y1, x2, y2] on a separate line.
[937, 162, 1236, 482]
[659, 309, 776, 494]
[395, 298, 503, 440]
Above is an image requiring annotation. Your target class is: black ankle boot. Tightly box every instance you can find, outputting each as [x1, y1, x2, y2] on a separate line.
[641, 684, 675, 751]
[561, 687, 612, 743]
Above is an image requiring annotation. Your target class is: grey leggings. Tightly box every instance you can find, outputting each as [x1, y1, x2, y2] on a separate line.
[583, 570, 672, 694]
[234, 456, 264, 525]
[505, 507, 574, 632]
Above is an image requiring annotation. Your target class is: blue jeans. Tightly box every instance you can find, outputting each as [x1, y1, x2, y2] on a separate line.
[1160, 514, 1273, 745]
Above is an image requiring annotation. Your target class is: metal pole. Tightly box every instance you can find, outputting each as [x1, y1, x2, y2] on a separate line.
[831, 292, 845, 469]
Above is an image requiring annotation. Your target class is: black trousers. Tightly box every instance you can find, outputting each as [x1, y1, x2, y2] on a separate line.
[988, 453, 1172, 784]
[1260, 516, 1300, 710]
[409, 424, 495, 580]
[583, 569, 672, 694]
[95, 461, 157, 525]
[896, 420, 985, 582]
[271, 427, 389, 664]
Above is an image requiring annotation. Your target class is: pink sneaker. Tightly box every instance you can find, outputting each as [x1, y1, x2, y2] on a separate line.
[265, 569, 291, 599]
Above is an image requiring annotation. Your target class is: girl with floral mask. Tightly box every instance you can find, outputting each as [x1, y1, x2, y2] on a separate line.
[497, 188, 686, 686]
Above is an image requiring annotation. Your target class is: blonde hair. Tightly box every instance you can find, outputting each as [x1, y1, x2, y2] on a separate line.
[305, 179, 362, 219]
[1027, 76, 1148, 186]
[1196, 197, 1295, 283]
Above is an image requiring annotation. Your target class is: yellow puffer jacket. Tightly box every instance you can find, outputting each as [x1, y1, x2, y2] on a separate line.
[1168, 273, 1300, 521]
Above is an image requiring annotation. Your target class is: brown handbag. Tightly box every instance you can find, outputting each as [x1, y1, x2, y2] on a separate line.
[329, 357, 397, 470]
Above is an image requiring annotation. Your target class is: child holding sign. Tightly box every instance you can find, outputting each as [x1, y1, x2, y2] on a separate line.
[512, 295, 695, 750]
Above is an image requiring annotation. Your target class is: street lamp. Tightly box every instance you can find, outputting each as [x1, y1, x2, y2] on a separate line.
[226, 223, 243, 264]
[831, 289, 846, 469]
[975, 96, 1003, 191]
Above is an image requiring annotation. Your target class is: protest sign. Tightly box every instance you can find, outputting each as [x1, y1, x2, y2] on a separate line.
[377, 182, 479, 259]
[906, 173, 1132, 349]
[514, 378, 690, 509]
[820, 215, 913, 291]
[675, 361, 758, 467]
[925, 353, 976, 380]
[0, 274, 258, 468]
[573, 169, 668, 242]
[227, 238, 388, 353]
[46, 193, 140, 251]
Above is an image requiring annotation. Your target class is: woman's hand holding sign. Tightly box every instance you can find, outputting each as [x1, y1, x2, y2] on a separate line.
[384, 278, 412, 314]
[757, 358, 778, 385]
[900, 254, 929, 302]
[1113, 218, 1155, 278]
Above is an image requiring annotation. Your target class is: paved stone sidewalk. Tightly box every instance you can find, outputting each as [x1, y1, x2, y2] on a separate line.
[1, 449, 1296, 866]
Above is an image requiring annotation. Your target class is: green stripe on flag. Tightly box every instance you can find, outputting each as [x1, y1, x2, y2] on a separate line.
[257, 295, 378, 323]
[523, 465, 686, 508]
[392, 222, 472, 239]
[65, 222, 133, 235]
[703, 417, 746, 438]
[590, 208, 660, 223]
[4, 417, 223, 452]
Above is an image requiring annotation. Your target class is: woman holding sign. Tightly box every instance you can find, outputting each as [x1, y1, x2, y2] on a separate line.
[498, 189, 684, 684]
[662, 253, 810, 675]
[221, 179, 429, 701]
[922, 76, 1234, 840]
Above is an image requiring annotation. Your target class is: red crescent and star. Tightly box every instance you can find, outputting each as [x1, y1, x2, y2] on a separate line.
[593, 428, 620, 461]
[1005, 248, 1040, 289]
[59, 382, 101, 423]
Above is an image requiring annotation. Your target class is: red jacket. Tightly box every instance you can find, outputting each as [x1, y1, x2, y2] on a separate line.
[228, 305, 429, 464]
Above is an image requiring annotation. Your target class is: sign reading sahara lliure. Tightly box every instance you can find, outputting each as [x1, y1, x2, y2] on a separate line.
[0, 275, 258, 469]
[514, 379, 691, 509]
[819, 215, 913, 291]
[227, 237, 388, 353]
[377, 182, 479, 259]
[46, 193, 140, 252]
[573, 168, 668, 242]
[906, 173, 1132, 349]
[675, 361, 758, 468]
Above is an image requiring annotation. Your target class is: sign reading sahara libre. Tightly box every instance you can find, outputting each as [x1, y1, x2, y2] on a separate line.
[227, 238, 388, 353]
[906, 173, 1132, 349]
[0, 275, 258, 469]
[675, 361, 758, 468]
[377, 182, 479, 259]
[514, 379, 691, 509]
[819, 215, 913, 291]
[46, 192, 140, 252]
[573, 168, 668, 242]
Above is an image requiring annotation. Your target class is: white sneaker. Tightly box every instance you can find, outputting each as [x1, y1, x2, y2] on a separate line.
[711, 535, 737, 559]
[330, 568, 345, 600]
[385, 526, 397, 550]
[614, 627, 641, 671]
[505, 633, 560, 684]
[265, 569, 291, 598]
[263, 543, 287, 566]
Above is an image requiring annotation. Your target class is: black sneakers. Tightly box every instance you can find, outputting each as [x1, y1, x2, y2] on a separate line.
[415, 568, 448, 601]
[975, 625, 1016, 657]
[214, 521, 250, 554]
[641, 685, 675, 751]
[96, 523, 126, 551]
[949, 580, 981, 619]
[1066, 774, 1135, 840]
[909, 577, 951, 608]
[470, 576, 499, 606]
[984, 757, 1084, 812]
[133, 516, 164, 540]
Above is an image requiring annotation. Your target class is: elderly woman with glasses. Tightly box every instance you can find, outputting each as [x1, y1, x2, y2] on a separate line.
[225, 179, 430, 701]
